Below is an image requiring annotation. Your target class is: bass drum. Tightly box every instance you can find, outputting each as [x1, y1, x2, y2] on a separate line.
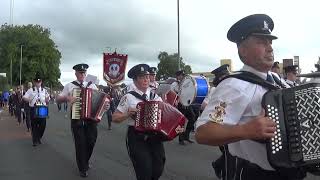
[179, 76, 209, 106]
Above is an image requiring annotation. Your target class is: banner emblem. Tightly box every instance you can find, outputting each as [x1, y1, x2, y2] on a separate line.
[103, 52, 128, 85]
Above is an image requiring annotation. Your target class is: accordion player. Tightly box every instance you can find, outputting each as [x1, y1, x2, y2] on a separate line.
[72, 88, 110, 122]
[262, 83, 320, 170]
[134, 100, 186, 141]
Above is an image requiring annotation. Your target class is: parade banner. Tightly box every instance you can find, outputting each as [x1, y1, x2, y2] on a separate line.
[103, 51, 128, 85]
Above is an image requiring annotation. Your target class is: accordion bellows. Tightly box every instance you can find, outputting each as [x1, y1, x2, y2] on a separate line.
[134, 101, 186, 141]
[72, 88, 110, 122]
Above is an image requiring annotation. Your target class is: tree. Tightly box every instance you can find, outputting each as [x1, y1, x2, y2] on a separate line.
[0, 76, 10, 91]
[156, 51, 192, 80]
[0, 24, 61, 88]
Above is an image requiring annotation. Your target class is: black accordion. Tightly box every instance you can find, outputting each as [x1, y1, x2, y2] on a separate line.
[262, 83, 320, 169]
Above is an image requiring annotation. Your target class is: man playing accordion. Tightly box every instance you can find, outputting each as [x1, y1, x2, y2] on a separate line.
[112, 64, 184, 180]
[57, 63, 109, 178]
[195, 14, 307, 180]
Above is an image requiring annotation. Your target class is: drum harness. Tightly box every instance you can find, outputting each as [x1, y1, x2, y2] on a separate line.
[32, 87, 45, 106]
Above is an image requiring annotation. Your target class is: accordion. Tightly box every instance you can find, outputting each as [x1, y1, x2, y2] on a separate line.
[72, 88, 110, 122]
[161, 90, 179, 106]
[262, 83, 320, 169]
[134, 101, 186, 141]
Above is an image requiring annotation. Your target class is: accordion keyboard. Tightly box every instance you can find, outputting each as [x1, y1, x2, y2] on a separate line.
[72, 88, 81, 119]
[266, 104, 283, 154]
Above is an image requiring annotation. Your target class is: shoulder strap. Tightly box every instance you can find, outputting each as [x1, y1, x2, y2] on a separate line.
[86, 81, 92, 88]
[221, 71, 280, 90]
[71, 81, 82, 88]
[271, 74, 287, 88]
[128, 91, 148, 102]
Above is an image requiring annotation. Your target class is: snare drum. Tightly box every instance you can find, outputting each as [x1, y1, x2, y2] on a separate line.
[34, 105, 49, 118]
[179, 76, 209, 106]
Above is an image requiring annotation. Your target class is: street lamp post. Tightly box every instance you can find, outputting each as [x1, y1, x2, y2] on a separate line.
[20, 45, 23, 86]
[177, 0, 180, 71]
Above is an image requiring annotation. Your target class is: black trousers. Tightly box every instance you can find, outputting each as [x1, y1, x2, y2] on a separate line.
[30, 107, 46, 143]
[237, 163, 306, 180]
[177, 104, 196, 142]
[106, 110, 112, 128]
[126, 126, 166, 180]
[25, 107, 31, 130]
[71, 120, 98, 172]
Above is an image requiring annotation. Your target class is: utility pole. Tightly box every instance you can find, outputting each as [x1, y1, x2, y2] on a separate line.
[20, 45, 23, 86]
[177, 0, 181, 71]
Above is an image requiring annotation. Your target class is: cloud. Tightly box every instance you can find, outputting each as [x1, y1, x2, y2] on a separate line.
[1, 0, 320, 85]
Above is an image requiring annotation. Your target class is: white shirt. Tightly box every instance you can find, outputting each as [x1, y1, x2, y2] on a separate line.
[59, 80, 98, 97]
[23, 87, 49, 107]
[270, 72, 291, 88]
[196, 65, 275, 171]
[202, 87, 216, 106]
[149, 81, 159, 89]
[285, 79, 297, 87]
[116, 86, 162, 126]
[170, 81, 179, 93]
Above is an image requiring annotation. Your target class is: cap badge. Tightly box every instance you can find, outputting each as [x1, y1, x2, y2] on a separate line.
[141, 67, 144, 71]
[263, 20, 271, 32]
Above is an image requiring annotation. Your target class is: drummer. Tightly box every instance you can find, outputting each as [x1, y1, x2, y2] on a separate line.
[22, 72, 50, 147]
[201, 64, 230, 110]
[171, 70, 197, 145]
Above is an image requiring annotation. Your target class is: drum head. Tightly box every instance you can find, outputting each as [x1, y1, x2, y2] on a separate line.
[179, 76, 196, 106]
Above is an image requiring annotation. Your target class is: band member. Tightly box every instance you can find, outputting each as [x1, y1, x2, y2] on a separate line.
[195, 14, 306, 179]
[170, 70, 185, 93]
[201, 64, 230, 110]
[24, 82, 33, 132]
[57, 63, 107, 178]
[112, 64, 183, 180]
[171, 70, 196, 145]
[149, 67, 159, 89]
[23, 73, 50, 146]
[14, 86, 24, 125]
[284, 65, 299, 87]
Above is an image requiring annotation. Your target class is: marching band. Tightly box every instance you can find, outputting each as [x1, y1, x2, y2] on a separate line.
[4, 13, 320, 180]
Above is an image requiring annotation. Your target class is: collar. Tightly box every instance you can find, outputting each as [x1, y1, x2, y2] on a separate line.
[241, 65, 268, 80]
[285, 79, 294, 85]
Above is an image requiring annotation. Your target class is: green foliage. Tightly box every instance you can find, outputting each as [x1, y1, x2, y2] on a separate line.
[0, 76, 10, 91]
[0, 24, 61, 88]
[156, 52, 192, 80]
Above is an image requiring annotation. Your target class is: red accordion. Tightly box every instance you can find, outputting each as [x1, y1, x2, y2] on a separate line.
[134, 101, 186, 141]
[161, 90, 179, 107]
[72, 88, 110, 122]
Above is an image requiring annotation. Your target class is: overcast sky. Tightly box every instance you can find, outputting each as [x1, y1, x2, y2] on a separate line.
[1, 0, 320, 85]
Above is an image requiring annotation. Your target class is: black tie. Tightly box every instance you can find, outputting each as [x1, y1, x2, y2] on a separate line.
[80, 82, 83, 87]
[266, 74, 275, 84]
[142, 94, 147, 101]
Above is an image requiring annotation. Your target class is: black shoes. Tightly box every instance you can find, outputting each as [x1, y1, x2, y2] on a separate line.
[179, 141, 186, 145]
[87, 163, 92, 170]
[79, 171, 88, 177]
[32, 139, 42, 147]
[186, 139, 194, 143]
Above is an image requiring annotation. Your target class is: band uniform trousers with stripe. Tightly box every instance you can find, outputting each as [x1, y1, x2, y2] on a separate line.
[126, 126, 166, 180]
[71, 120, 98, 172]
[30, 107, 46, 143]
